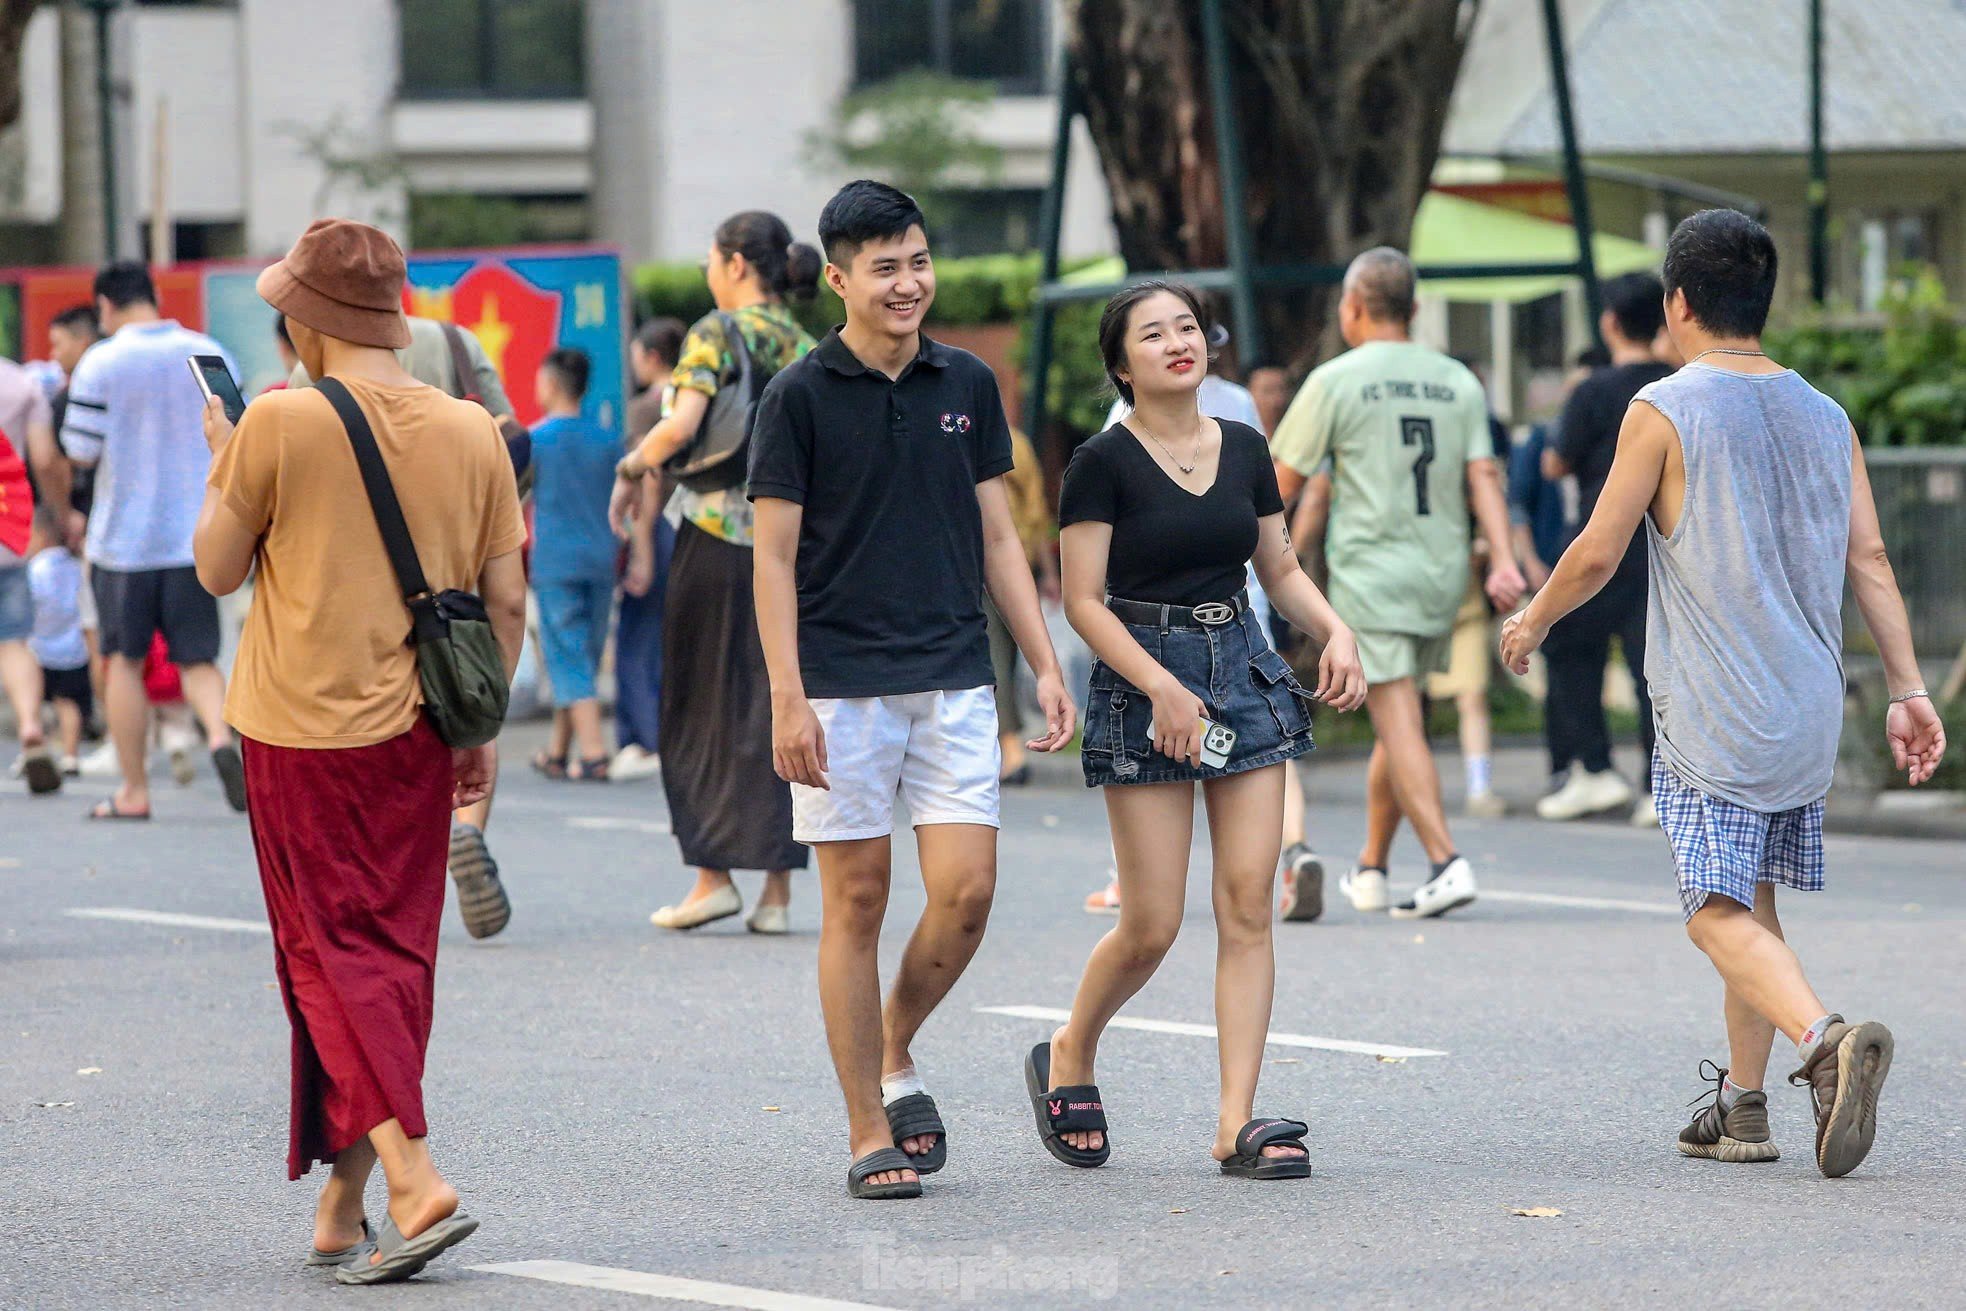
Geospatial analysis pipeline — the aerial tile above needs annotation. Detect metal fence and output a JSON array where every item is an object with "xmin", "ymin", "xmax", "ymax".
[{"xmin": 1856, "ymin": 447, "xmax": 1966, "ymax": 664}]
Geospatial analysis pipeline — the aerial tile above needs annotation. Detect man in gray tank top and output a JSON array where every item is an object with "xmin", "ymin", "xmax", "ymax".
[{"xmin": 1499, "ymin": 210, "xmax": 1946, "ymax": 1180}]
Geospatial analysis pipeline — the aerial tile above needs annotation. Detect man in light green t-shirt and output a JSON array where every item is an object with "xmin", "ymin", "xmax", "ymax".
[{"xmin": 1273, "ymin": 247, "xmax": 1524, "ymax": 921}]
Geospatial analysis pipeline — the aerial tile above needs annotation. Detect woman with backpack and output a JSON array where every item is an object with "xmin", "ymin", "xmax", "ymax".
[{"xmin": 611, "ymin": 211, "xmax": 819, "ymax": 934}]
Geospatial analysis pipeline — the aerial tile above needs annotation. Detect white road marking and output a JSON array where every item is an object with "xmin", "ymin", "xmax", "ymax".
[
  {"xmin": 1479, "ymin": 888, "xmax": 1680, "ymax": 916},
  {"xmin": 65, "ymin": 907, "xmax": 269, "ymax": 934},
  {"xmin": 976, "ymin": 1004, "xmax": 1446, "ymax": 1059},
  {"xmin": 472, "ymin": 1261, "xmax": 900, "ymax": 1310},
  {"xmin": 567, "ymin": 816, "xmax": 673, "ymax": 834}
]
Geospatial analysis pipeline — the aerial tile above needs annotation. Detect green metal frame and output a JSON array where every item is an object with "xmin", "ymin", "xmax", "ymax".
[{"xmin": 1024, "ymin": 0, "xmax": 1605, "ymax": 436}]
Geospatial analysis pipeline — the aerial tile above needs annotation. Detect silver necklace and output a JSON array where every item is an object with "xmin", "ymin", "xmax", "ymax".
[
  {"xmin": 1132, "ymin": 415, "xmax": 1205, "ymax": 475},
  {"xmin": 1688, "ymin": 347, "xmax": 1769, "ymax": 366}
]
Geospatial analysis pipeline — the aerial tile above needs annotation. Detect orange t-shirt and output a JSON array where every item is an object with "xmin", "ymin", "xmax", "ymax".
[{"xmin": 210, "ymin": 377, "xmax": 527, "ymax": 748}]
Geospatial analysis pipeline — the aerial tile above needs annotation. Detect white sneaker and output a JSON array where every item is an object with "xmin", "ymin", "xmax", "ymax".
[
  {"xmin": 1390, "ymin": 857, "xmax": 1479, "ymax": 920},
  {"xmin": 610, "ymin": 744, "xmax": 663, "ymax": 781},
  {"xmin": 77, "ymin": 741, "xmax": 122, "ymax": 778},
  {"xmin": 1339, "ymin": 866, "xmax": 1389, "ymax": 912},
  {"xmin": 1630, "ymin": 795, "xmax": 1659, "ymax": 828},
  {"xmin": 1465, "ymin": 790, "xmax": 1508, "ymax": 819},
  {"xmin": 1535, "ymin": 768, "xmax": 1634, "ymax": 820}
]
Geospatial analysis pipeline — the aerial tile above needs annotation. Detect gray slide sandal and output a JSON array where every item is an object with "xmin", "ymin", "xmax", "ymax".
[
  {"xmin": 304, "ymin": 1219, "xmax": 374, "ymax": 1267},
  {"xmin": 334, "ymin": 1212, "xmax": 479, "ymax": 1285}
]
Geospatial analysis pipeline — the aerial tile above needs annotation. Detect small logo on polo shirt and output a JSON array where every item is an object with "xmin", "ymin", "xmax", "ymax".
[{"xmin": 939, "ymin": 412, "xmax": 972, "ymax": 433}]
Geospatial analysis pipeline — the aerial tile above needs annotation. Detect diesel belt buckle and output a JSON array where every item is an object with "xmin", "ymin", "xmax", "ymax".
[{"xmin": 1191, "ymin": 601, "xmax": 1235, "ymax": 626}]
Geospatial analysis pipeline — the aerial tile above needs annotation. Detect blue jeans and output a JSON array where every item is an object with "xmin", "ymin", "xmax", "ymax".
[
  {"xmin": 613, "ymin": 518, "xmax": 674, "ymax": 750},
  {"xmin": 535, "ymin": 575, "xmax": 614, "ymax": 706}
]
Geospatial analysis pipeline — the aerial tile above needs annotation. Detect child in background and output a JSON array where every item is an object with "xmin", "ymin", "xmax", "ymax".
[
  {"xmin": 528, "ymin": 347, "xmax": 620, "ymax": 781},
  {"xmin": 26, "ymin": 506, "xmax": 90, "ymax": 773}
]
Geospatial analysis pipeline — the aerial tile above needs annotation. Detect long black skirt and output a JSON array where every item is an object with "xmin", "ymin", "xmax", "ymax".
[{"xmin": 658, "ymin": 521, "xmax": 808, "ymax": 872}]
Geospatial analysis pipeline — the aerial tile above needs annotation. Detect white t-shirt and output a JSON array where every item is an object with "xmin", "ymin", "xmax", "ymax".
[
  {"xmin": 60, "ymin": 320, "xmax": 236, "ymax": 571},
  {"xmin": 27, "ymin": 545, "xmax": 86, "ymax": 670}
]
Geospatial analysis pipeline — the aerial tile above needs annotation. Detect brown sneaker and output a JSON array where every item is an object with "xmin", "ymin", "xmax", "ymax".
[
  {"xmin": 1788, "ymin": 1016, "xmax": 1894, "ymax": 1179},
  {"xmin": 1677, "ymin": 1061, "xmax": 1779, "ymax": 1162}
]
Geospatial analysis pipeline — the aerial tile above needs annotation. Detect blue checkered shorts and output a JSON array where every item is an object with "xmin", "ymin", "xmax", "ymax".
[{"xmin": 1653, "ymin": 761, "xmax": 1825, "ymax": 921}]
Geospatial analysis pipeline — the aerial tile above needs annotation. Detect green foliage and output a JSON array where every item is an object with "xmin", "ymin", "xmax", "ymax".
[
  {"xmin": 1768, "ymin": 266, "xmax": 1966, "ymax": 446},
  {"xmin": 409, "ymin": 194, "xmax": 529, "ymax": 251},
  {"xmin": 805, "ymin": 72, "xmax": 1004, "ymax": 236}
]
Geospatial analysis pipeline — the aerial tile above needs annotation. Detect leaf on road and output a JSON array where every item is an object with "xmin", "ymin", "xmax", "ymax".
[
  {"xmin": 762, "ymin": 1106, "xmax": 782, "ymax": 1113},
  {"xmin": 1377, "ymin": 1055, "xmax": 1407, "ymax": 1064},
  {"xmin": 76, "ymin": 1067, "xmax": 102, "ymax": 1076},
  {"xmin": 1270, "ymin": 1057, "xmax": 1301, "ymax": 1065},
  {"xmin": 1411, "ymin": 934, "xmax": 1425, "ymax": 944},
  {"xmin": 34, "ymin": 1101, "xmax": 74, "ymax": 1109},
  {"xmin": 1168, "ymin": 1207, "xmax": 1188, "ymax": 1214},
  {"xmin": 1510, "ymin": 1207, "xmax": 1563, "ymax": 1218}
]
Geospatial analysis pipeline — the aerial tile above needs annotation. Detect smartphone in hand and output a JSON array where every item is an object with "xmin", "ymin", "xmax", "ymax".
[{"xmin": 187, "ymin": 354, "xmax": 247, "ymax": 425}]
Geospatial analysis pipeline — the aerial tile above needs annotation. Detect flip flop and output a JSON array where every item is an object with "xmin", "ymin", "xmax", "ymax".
[
  {"xmin": 86, "ymin": 798, "xmax": 150, "ymax": 821},
  {"xmin": 1024, "ymin": 1041, "xmax": 1110, "ymax": 1168},
  {"xmin": 211, "ymin": 744, "xmax": 248, "ymax": 813},
  {"xmin": 570, "ymin": 756, "xmax": 611, "ymax": 782},
  {"xmin": 1218, "ymin": 1117, "xmax": 1311, "ymax": 1180},
  {"xmin": 304, "ymin": 1219, "xmax": 374, "ymax": 1267},
  {"xmin": 847, "ymin": 1147, "xmax": 923, "ymax": 1200},
  {"xmin": 333, "ymin": 1212, "xmax": 479, "ymax": 1285},
  {"xmin": 530, "ymin": 751, "xmax": 569, "ymax": 780},
  {"xmin": 884, "ymin": 1091, "xmax": 948, "ymax": 1175},
  {"xmin": 21, "ymin": 746, "xmax": 62, "ymax": 796}
]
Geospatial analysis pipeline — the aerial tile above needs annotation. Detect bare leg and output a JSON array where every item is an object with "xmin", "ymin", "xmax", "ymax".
[
  {"xmin": 1364, "ymin": 678, "xmax": 1455, "ymax": 865},
  {"xmin": 1717, "ymin": 884, "xmax": 1793, "ymax": 1087},
  {"xmin": 1358, "ymin": 740, "xmax": 1403, "ymax": 869},
  {"xmin": 54, "ymin": 699, "xmax": 82, "ymax": 759},
  {"xmin": 313, "ymin": 1138, "xmax": 377, "ymax": 1253},
  {"xmin": 1280, "ymin": 757, "xmax": 1306, "ymax": 851},
  {"xmin": 1202, "ymin": 765, "xmax": 1303, "ymax": 1163},
  {"xmin": 1050, "ymin": 781, "xmax": 1194, "ymax": 1153},
  {"xmin": 454, "ymin": 743, "xmax": 496, "ymax": 833},
  {"xmin": 176, "ymin": 662, "xmax": 232, "ymax": 751},
  {"xmin": 104, "ymin": 654, "xmax": 150, "ymax": 814},
  {"xmin": 0, "ymin": 642, "xmax": 45, "ymax": 750},
  {"xmin": 758, "ymin": 868, "xmax": 793, "ymax": 909},
  {"xmin": 681, "ymin": 867, "xmax": 737, "ymax": 903},
  {"xmin": 547, "ymin": 707, "xmax": 572, "ymax": 761},
  {"xmin": 358, "ymin": 1119, "xmax": 459, "ymax": 1266},
  {"xmin": 999, "ymin": 731, "xmax": 1028, "ymax": 779},
  {"xmin": 569, "ymin": 699, "xmax": 607, "ymax": 763},
  {"xmin": 1686, "ymin": 890, "xmax": 1828, "ymax": 1047},
  {"xmin": 882, "ymin": 823, "xmax": 998, "ymax": 1159},
  {"xmin": 814, "ymin": 836, "xmax": 914, "ymax": 1189}
]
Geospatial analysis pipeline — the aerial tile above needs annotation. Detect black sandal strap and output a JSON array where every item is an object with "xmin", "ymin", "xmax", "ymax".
[
  {"xmin": 849, "ymin": 1147, "xmax": 919, "ymax": 1184},
  {"xmin": 1040, "ymin": 1084, "xmax": 1108, "ymax": 1135},
  {"xmin": 884, "ymin": 1092, "xmax": 946, "ymax": 1141},
  {"xmin": 1234, "ymin": 1117, "xmax": 1309, "ymax": 1157}
]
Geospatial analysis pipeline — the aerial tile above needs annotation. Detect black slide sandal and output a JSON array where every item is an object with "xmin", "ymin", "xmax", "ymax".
[
  {"xmin": 884, "ymin": 1091, "xmax": 948, "ymax": 1175},
  {"xmin": 211, "ymin": 743, "xmax": 249, "ymax": 813},
  {"xmin": 1024, "ymin": 1041, "xmax": 1111, "ymax": 1168},
  {"xmin": 1219, "ymin": 1117, "xmax": 1311, "ymax": 1180},
  {"xmin": 847, "ymin": 1147, "xmax": 924, "ymax": 1200}
]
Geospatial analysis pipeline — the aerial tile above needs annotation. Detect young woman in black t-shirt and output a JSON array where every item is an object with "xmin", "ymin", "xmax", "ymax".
[{"xmin": 1022, "ymin": 282, "xmax": 1365, "ymax": 1181}]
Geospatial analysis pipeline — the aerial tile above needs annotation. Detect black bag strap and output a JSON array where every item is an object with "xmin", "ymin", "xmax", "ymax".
[
  {"xmin": 318, "ymin": 377, "xmax": 432, "ymax": 604},
  {"xmin": 716, "ymin": 311, "xmax": 754, "ymax": 397}
]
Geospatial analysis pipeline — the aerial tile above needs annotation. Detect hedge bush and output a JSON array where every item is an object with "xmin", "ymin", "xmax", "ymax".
[{"xmin": 1767, "ymin": 267, "xmax": 1966, "ymax": 446}]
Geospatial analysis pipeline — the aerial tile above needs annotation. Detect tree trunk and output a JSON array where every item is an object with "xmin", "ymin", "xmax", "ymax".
[
  {"xmin": 1067, "ymin": 0, "xmax": 1473, "ymax": 373},
  {"xmin": 0, "ymin": 0, "xmax": 38, "ymax": 134}
]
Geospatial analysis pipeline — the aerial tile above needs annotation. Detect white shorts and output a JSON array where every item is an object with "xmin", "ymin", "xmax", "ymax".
[{"xmin": 792, "ymin": 686, "xmax": 1001, "ymax": 844}]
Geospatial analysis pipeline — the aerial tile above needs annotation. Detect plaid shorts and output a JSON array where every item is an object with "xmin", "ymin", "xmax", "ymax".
[{"xmin": 1653, "ymin": 760, "xmax": 1826, "ymax": 921}]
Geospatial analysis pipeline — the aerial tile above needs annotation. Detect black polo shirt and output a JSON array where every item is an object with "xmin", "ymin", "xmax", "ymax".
[{"xmin": 748, "ymin": 327, "xmax": 1014, "ymax": 699}]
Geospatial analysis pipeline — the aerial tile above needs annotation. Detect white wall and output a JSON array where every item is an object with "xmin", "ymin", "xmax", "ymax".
[
  {"xmin": 238, "ymin": 0, "xmax": 401, "ymax": 253},
  {"xmin": 0, "ymin": 9, "xmax": 63, "ymax": 223},
  {"xmin": 130, "ymin": 8, "xmax": 243, "ymax": 224}
]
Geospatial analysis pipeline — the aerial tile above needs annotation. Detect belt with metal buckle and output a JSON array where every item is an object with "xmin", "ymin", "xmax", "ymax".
[{"xmin": 1106, "ymin": 591, "xmax": 1248, "ymax": 629}]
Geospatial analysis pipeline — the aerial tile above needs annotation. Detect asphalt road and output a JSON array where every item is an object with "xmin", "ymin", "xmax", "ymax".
[{"xmin": 4, "ymin": 727, "xmax": 1963, "ymax": 1309}]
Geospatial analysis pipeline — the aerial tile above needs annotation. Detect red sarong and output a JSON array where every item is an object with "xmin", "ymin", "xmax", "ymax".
[{"xmin": 243, "ymin": 718, "xmax": 453, "ymax": 1180}]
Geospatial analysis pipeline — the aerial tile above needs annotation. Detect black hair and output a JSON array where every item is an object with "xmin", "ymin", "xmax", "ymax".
[
  {"xmin": 634, "ymin": 316, "xmax": 686, "ymax": 369},
  {"xmin": 1097, "ymin": 280, "xmax": 1212, "ymax": 409},
  {"xmin": 542, "ymin": 347, "xmax": 591, "ymax": 402},
  {"xmin": 1572, "ymin": 344, "xmax": 1611, "ymax": 369},
  {"xmin": 273, "ymin": 315, "xmax": 293, "ymax": 349},
  {"xmin": 1602, "ymin": 271, "xmax": 1665, "ymax": 344},
  {"xmin": 714, "ymin": 211, "xmax": 821, "ymax": 304},
  {"xmin": 50, "ymin": 304, "xmax": 99, "ymax": 337},
  {"xmin": 93, "ymin": 260, "xmax": 156, "ymax": 310},
  {"xmin": 817, "ymin": 180, "xmax": 928, "ymax": 268},
  {"xmin": 1662, "ymin": 209, "xmax": 1778, "ymax": 339}
]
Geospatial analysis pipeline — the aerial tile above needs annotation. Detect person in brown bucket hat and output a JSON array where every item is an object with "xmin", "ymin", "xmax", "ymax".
[{"xmin": 193, "ymin": 218, "xmax": 529, "ymax": 1284}]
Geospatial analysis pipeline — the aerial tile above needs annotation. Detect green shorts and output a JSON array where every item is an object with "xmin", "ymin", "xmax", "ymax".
[{"xmin": 1354, "ymin": 628, "xmax": 1453, "ymax": 687}]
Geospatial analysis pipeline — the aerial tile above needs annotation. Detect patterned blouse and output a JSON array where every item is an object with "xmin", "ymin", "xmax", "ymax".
[{"xmin": 667, "ymin": 302, "xmax": 815, "ymax": 546}]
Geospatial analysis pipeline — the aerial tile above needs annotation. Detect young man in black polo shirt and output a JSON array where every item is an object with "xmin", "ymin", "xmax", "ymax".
[{"xmin": 750, "ymin": 181, "xmax": 1077, "ymax": 1200}]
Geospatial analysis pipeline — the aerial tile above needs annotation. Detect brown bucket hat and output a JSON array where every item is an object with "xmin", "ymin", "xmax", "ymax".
[{"xmin": 256, "ymin": 218, "xmax": 412, "ymax": 350}]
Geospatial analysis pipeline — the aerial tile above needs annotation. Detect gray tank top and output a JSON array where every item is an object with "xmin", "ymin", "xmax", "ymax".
[{"xmin": 1636, "ymin": 364, "xmax": 1852, "ymax": 812}]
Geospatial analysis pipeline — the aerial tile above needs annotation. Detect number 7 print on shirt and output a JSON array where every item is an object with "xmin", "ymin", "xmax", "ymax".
[{"xmin": 1401, "ymin": 415, "xmax": 1436, "ymax": 516}]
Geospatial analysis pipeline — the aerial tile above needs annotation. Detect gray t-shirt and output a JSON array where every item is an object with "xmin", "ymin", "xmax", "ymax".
[
  {"xmin": 290, "ymin": 316, "xmax": 512, "ymax": 415},
  {"xmin": 1637, "ymin": 364, "xmax": 1853, "ymax": 812}
]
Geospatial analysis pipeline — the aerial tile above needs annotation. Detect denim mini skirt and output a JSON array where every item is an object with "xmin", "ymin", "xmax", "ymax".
[{"xmin": 1081, "ymin": 595, "xmax": 1317, "ymax": 788}]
